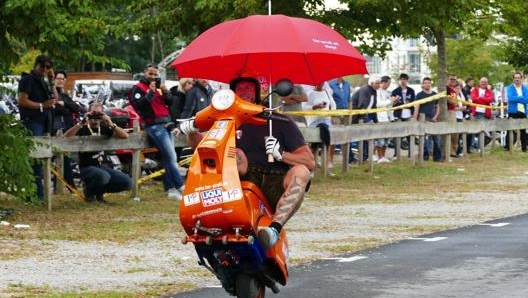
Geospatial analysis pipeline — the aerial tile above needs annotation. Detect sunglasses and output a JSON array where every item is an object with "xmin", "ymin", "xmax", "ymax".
[{"xmin": 41, "ymin": 64, "xmax": 52, "ymax": 69}]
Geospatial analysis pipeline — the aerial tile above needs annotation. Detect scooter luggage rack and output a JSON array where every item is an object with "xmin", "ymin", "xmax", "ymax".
[{"xmin": 182, "ymin": 221, "xmax": 256, "ymax": 245}]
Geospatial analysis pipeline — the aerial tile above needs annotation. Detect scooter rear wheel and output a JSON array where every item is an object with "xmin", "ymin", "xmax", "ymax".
[{"xmin": 235, "ymin": 273, "xmax": 265, "ymax": 298}]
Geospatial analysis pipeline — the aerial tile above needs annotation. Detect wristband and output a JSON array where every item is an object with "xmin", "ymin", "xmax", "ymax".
[{"xmin": 39, "ymin": 103, "xmax": 43, "ymax": 112}]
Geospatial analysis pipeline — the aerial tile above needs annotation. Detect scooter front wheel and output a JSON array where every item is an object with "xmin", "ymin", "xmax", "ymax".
[{"xmin": 235, "ymin": 273, "xmax": 265, "ymax": 298}]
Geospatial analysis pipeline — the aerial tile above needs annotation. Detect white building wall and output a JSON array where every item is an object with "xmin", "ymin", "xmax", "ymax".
[{"xmin": 365, "ymin": 37, "xmax": 435, "ymax": 90}]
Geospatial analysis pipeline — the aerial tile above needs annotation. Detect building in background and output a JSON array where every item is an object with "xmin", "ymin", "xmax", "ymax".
[{"xmin": 365, "ymin": 37, "xmax": 434, "ymax": 90}]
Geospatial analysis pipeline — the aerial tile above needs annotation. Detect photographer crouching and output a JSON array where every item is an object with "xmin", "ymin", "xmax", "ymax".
[{"xmin": 64, "ymin": 102, "xmax": 132, "ymax": 203}]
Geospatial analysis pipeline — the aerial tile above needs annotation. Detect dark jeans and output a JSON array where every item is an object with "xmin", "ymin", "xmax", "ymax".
[
  {"xmin": 80, "ymin": 165, "xmax": 132, "ymax": 197},
  {"xmin": 24, "ymin": 119, "xmax": 45, "ymax": 201},
  {"xmin": 424, "ymin": 135, "xmax": 442, "ymax": 161},
  {"xmin": 505, "ymin": 112, "xmax": 527, "ymax": 151}
]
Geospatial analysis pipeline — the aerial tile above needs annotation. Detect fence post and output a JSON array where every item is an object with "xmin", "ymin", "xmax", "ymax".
[
  {"xmin": 44, "ymin": 157, "xmax": 52, "ymax": 211},
  {"xmin": 417, "ymin": 114, "xmax": 425, "ymax": 165},
  {"xmin": 367, "ymin": 139, "xmax": 374, "ymax": 172},
  {"xmin": 321, "ymin": 144, "xmax": 328, "ymax": 177},
  {"xmin": 342, "ymin": 142, "xmax": 350, "ymax": 173},
  {"xmin": 478, "ymin": 132, "xmax": 485, "ymax": 158},
  {"xmin": 131, "ymin": 120, "xmax": 141, "ymax": 199}
]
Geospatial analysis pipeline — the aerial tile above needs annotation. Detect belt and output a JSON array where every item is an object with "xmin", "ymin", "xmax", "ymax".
[
  {"xmin": 249, "ymin": 166, "xmax": 287, "ymax": 175},
  {"xmin": 143, "ymin": 117, "xmax": 172, "ymax": 128}
]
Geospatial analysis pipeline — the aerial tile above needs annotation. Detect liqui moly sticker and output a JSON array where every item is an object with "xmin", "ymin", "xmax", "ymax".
[{"xmin": 201, "ymin": 188, "xmax": 224, "ymax": 207}]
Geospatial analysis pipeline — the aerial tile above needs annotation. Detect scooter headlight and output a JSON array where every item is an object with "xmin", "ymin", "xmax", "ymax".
[{"xmin": 211, "ymin": 89, "xmax": 235, "ymax": 111}]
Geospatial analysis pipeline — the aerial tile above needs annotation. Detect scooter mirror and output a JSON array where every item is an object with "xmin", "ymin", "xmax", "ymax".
[{"xmin": 274, "ymin": 79, "xmax": 294, "ymax": 97}]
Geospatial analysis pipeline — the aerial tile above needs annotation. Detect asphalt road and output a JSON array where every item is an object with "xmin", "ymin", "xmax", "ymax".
[{"xmin": 166, "ymin": 213, "xmax": 528, "ymax": 298}]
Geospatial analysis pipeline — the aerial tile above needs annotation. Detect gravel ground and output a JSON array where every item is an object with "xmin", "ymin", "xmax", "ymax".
[{"xmin": 2, "ymin": 175, "xmax": 528, "ymax": 297}]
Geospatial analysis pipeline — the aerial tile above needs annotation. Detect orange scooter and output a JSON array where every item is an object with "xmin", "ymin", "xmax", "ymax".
[{"xmin": 180, "ymin": 79, "xmax": 294, "ymax": 298}]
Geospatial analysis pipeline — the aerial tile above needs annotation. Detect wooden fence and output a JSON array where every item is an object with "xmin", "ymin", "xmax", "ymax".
[{"xmin": 31, "ymin": 117, "xmax": 528, "ymax": 210}]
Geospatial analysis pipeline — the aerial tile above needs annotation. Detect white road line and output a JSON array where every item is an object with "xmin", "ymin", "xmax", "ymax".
[
  {"xmin": 477, "ymin": 222, "xmax": 510, "ymax": 227},
  {"xmin": 323, "ymin": 256, "xmax": 368, "ymax": 262},
  {"xmin": 407, "ymin": 237, "xmax": 447, "ymax": 242}
]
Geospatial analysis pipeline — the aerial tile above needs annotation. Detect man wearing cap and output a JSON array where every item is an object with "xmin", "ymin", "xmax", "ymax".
[{"xmin": 17, "ymin": 55, "xmax": 59, "ymax": 202}]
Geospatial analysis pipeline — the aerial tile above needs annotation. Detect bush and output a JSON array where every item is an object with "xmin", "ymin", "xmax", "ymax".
[{"xmin": 0, "ymin": 115, "xmax": 36, "ymax": 199}]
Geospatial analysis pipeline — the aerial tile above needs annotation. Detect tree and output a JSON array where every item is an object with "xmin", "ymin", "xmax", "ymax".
[
  {"xmin": 427, "ymin": 37, "xmax": 514, "ymax": 86},
  {"xmin": 496, "ymin": 2, "xmax": 528, "ymax": 72},
  {"xmin": 321, "ymin": 0, "xmax": 498, "ymax": 120},
  {"xmin": 1, "ymin": 0, "xmax": 131, "ymax": 73}
]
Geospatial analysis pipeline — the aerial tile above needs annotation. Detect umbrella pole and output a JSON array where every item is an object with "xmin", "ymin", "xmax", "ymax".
[{"xmin": 267, "ymin": 77, "xmax": 274, "ymax": 163}]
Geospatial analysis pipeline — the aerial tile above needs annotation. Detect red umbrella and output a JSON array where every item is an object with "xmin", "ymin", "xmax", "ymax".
[{"xmin": 172, "ymin": 14, "xmax": 368, "ymax": 85}]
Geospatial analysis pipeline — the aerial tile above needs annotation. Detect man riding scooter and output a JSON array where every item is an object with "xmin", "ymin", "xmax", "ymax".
[{"xmin": 179, "ymin": 76, "xmax": 315, "ymax": 249}]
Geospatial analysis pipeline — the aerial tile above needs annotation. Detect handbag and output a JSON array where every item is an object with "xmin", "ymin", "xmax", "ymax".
[{"xmin": 52, "ymin": 115, "xmax": 65, "ymax": 134}]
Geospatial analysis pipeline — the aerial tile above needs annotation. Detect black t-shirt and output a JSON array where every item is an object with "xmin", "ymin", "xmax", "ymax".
[
  {"xmin": 76, "ymin": 125, "xmax": 114, "ymax": 168},
  {"xmin": 17, "ymin": 71, "xmax": 52, "ymax": 123},
  {"xmin": 236, "ymin": 116, "xmax": 306, "ymax": 173},
  {"xmin": 416, "ymin": 91, "xmax": 438, "ymax": 119}
]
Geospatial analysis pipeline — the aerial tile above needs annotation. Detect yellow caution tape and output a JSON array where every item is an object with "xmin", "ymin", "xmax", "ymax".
[
  {"xmin": 50, "ymin": 166, "xmax": 85, "ymax": 200},
  {"xmin": 137, "ymin": 156, "xmax": 192, "ymax": 184},
  {"xmin": 286, "ymin": 91, "xmax": 505, "ymax": 117}
]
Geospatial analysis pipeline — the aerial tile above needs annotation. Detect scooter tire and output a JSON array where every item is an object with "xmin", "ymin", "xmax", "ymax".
[{"xmin": 235, "ymin": 273, "xmax": 265, "ymax": 298}]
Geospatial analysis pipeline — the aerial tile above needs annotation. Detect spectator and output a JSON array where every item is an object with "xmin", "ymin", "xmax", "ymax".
[
  {"xmin": 455, "ymin": 79, "xmax": 467, "ymax": 155},
  {"xmin": 64, "ymin": 102, "xmax": 131, "ymax": 203},
  {"xmin": 414, "ymin": 77, "xmax": 441, "ymax": 162},
  {"xmin": 446, "ymin": 74, "xmax": 461, "ymax": 158},
  {"xmin": 462, "ymin": 77, "xmax": 475, "ymax": 98},
  {"xmin": 129, "ymin": 64, "xmax": 185, "ymax": 199},
  {"xmin": 328, "ymin": 77, "xmax": 351, "ymax": 118},
  {"xmin": 351, "ymin": 75, "xmax": 381, "ymax": 161},
  {"xmin": 303, "ymin": 82, "xmax": 337, "ymax": 172},
  {"xmin": 169, "ymin": 78, "xmax": 194, "ymax": 121},
  {"xmin": 462, "ymin": 77, "xmax": 477, "ymax": 153},
  {"xmin": 329, "ymin": 77, "xmax": 356, "ymax": 162},
  {"xmin": 391, "ymin": 73, "xmax": 416, "ymax": 158},
  {"xmin": 52, "ymin": 70, "xmax": 80, "ymax": 191},
  {"xmin": 470, "ymin": 77, "xmax": 494, "ymax": 120},
  {"xmin": 374, "ymin": 75, "xmax": 394, "ymax": 163},
  {"xmin": 391, "ymin": 73, "xmax": 416, "ymax": 122},
  {"xmin": 504, "ymin": 72, "xmax": 528, "ymax": 152},
  {"xmin": 281, "ymin": 84, "xmax": 308, "ymax": 125},
  {"xmin": 467, "ymin": 77, "xmax": 494, "ymax": 152},
  {"xmin": 180, "ymin": 79, "xmax": 213, "ymax": 119},
  {"xmin": 17, "ymin": 55, "xmax": 59, "ymax": 202}
]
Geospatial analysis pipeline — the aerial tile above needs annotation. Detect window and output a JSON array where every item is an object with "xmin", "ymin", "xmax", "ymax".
[
  {"xmin": 408, "ymin": 38, "xmax": 419, "ymax": 47},
  {"xmin": 366, "ymin": 56, "xmax": 382, "ymax": 74},
  {"xmin": 408, "ymin": 53, "xmax": 421, "ymax": 73}
]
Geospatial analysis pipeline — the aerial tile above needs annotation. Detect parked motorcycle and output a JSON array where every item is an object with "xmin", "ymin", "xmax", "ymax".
[{"xmin": 180, "ymin": 79, "xmax": 294, "ymax": 298}]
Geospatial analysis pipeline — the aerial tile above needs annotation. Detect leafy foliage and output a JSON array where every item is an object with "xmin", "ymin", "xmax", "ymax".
[
  {"xmin": 0, "ymin": 115, "xmax": 36, "ymax": 199},
  {"xmin": 427, "ymin": 37, "xmax": 515, "ymax": 86}
]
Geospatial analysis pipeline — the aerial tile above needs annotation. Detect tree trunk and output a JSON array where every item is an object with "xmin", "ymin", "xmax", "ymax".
[
  {"xmin": 436, "ymin": 28, "xmax": 447, "ymax": 122},
  {"xmin": 435, "ymin": 28, "xmax": 449, "ymax": 161}
]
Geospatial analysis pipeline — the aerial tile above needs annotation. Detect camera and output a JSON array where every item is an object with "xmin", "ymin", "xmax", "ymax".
[
  {"xmin": 155, "ymin": 77, "xmax": 162, "ymax": 88},
  {"xmin": 90, "ymin": 112, "xmax": 104, "ymax": 120}
]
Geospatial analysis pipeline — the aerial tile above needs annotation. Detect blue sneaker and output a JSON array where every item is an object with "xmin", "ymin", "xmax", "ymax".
[{"xmin": 258, "ymin": 227, "xmax": 279, "ymax": 249}]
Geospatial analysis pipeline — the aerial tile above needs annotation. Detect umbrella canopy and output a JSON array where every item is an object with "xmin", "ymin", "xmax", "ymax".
[{"xmin": 172, "ymin": 14, "xmax": 368, "ymax": 85}]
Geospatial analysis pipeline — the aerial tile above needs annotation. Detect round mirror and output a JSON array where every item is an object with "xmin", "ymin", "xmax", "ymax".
[
  {"xmin": 274, "ymin": 79, "xmax": 294, "ymax": 97},
  {"xmin": 211, "ymin": 89, "xmax": 236, "ymax": 111}
]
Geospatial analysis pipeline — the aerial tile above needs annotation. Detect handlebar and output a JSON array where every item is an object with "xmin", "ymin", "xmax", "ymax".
[{"xmin": 256, "ymin": 110, "xmax": 291, "ymax": 122}]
